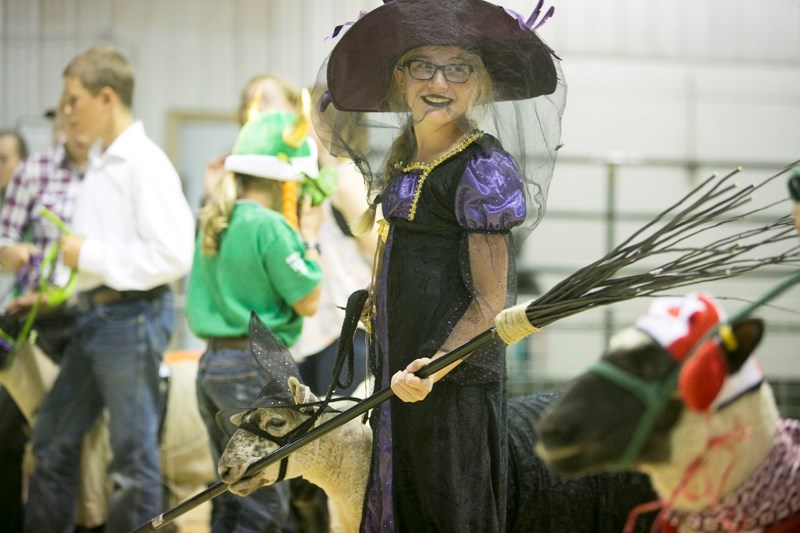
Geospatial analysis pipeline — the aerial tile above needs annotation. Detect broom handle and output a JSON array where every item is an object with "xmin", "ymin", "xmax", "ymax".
[{"xmin": 130, "ymin": 329, "xmax": 496, "ymax": 532}]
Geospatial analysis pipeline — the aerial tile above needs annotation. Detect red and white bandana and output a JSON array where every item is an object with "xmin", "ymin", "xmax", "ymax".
[
  {"xmin": 636, "ymin": 293, "xmax": 725, "ymax": 362},
  {"xmin": 636, "ymin": 293, "xmax": 764, "ymax": 412},
  {"xmin": 664, "ymin": 419, "xmax": 800, "ymax": 532}
]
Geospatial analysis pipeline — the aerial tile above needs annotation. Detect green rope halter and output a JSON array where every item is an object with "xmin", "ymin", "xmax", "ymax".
[
  {"xmin": 0, "ymin": 207, "xmax": 78, "ymax": 368},
  {"xmin": 589, "ymin": 270, "xmax": 800, "ymax": 471}
]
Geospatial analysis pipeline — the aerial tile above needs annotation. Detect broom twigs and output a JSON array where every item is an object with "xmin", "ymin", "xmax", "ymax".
[
  {"xmin": 538, "ymin": 171, "xmax": 757, "ymax": 302},
  {"xmin": 643, "ymin": 219, "xmax": 797, "ymax": 274},
  {"xmin": 524, "ymin": 164, "xmax": 800, "ymax": 330},
  {"xmin": 620, "ymin": 182, "xmax": 756, "ymax": 254},
  {"xmin": 601, "ymin": 228, "xmax": 798, "ymax": 291},
  {"xmin": 612, "ymin": 168, "xmax": 744, "ymax": 253}
]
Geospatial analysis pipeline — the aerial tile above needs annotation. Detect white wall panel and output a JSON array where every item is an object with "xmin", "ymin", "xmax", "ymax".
[
  {"xmin": 1, "ymin": 0, "xmax": 799, "ymax": 375},
  {"xmin": 3, "ymin": 0, "xmax": 799, "ymax": 140}
]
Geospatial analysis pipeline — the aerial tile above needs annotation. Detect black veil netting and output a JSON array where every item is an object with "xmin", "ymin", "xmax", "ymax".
[{"xmin": 310, "ymin": 1, "xmax": 567, "ymax": 243}]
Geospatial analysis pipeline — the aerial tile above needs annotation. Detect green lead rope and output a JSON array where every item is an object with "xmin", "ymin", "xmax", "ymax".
[
  {"xmin": 0, "ymin": 207, "xmax": 78, "ymax": 367},
  {"xmin": 593, "ymin": 269, "xmax": 800, "ymax": 471}
]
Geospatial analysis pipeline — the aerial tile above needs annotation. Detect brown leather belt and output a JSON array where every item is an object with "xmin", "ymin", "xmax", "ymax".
[
  {"xmin": 207, "ymin": 337, "xmax": 250, "ymax": 351},
  {"xmin": 77, "ymin": 285, "xmax": 170, "ymax": 311}
]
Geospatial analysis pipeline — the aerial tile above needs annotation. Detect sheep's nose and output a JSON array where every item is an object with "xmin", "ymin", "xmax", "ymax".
[{"xmin": 218, "ymin": 462, "xmax": 241, "ymax": 484}]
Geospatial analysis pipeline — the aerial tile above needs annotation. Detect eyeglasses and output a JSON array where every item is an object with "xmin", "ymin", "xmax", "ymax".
[{"xmin": 401, "ymin": 60, "xmax": 475, "ymax": 84}]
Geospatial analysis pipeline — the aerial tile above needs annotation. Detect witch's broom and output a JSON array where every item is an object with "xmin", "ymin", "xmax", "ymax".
[{"xmin": 132, "ymin": 163, "xmax": 800, "ymax": 532}]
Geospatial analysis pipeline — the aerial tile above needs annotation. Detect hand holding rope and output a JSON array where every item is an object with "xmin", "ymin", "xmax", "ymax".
[{"xmin": 0, "ymin": 207, "xmax": 77, "ymax": 367}]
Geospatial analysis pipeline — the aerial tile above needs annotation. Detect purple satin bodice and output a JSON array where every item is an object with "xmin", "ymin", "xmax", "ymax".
[{"xmin": 382, "ymin": 145, "xmax": 525, "ymax": 231}]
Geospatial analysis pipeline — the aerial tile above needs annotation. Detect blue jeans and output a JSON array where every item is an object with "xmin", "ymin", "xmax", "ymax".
[
  {"xmin": 297, "ymin": 328, "xmax": 368, "ymax": 397},
  {"xmin": 25, "ymin": 292, "xmax": 175, "ymax": 533},
  {"xmin": 196, "ymin": 346, "xmax": 290, "ymax": 533}
]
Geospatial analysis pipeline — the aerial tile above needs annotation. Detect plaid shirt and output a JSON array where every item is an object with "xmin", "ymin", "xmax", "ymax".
[{"xmin": 0, "ymin": 143, "xmax": 83, "ymax": 288}]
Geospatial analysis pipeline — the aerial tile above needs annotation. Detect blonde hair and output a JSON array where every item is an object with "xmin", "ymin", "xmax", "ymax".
[
  {"xmin": 237, "ymin": 73, "xmax": 300, "ymax": 126},
  {"xmin": 199, "ymin": 173, "xmax": 286, "ymax": 255},
  {"xmin": 199, "ymin": 172, "xmax": 239, "ymax": 255},
  {"xmin": 63, "ymin": 46, "xmax": 135, "ymax": 109}
]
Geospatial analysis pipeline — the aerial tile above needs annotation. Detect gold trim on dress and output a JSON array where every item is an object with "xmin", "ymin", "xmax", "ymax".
[{"xmin": 403, "ymin": 130, "xmax": 484, "ymax": 221}]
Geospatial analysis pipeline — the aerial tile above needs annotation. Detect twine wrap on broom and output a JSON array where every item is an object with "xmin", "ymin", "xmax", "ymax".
[
  {"xmin": 132, "ymin": 163, "xmax": 800, "ymax": 533},
  {"xmin": 496, "ymin": 303, "xmax": 541, "ymax": 345}
]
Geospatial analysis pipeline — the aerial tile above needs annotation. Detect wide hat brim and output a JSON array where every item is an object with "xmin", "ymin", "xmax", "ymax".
[
  {"xmin": 224, "ymin": 151, "xmax": 318, "ymax": 182},
  {"xmin": 327, "ymin": 0, "xmax": 558, "ymax": 112}
]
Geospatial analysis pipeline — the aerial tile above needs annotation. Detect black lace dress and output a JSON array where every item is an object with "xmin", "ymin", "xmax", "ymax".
[{"xmin": 361, "ymin": 132, "xmax": 524, "ymax": 532}]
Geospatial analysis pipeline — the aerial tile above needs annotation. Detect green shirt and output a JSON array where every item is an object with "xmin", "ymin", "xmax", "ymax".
[{"xmin": 186, "ymin": 200, "xmax": 321, "ymax": 347}]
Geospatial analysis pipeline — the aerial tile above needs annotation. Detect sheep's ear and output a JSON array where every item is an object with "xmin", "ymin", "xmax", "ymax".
[
  {"xmin": 723, "ymin": 318, "xmax": 764, "ymax": 374},
  {"xmin": 229, "ymin": 411, "xmax": 245, "ymax": 427},
  {"xmin": 289, "ymin": 376, "xmax": 317, "ymax": 408}
]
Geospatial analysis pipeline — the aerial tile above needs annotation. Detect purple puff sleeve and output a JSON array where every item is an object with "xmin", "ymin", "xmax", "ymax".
[{"xmin": 455, "ymin": 148, "xmax": 526, "ymax": 231}]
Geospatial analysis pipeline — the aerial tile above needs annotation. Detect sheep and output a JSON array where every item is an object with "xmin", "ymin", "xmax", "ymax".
[
  {"xmin": 217, "ymin": 315, "xmax": 660, "ymax": 532},
  {"xmin": 219, "ymin": 376, "xmax": 371, "ymax": 533},
  {"xmin": 536, "ymin": 293, "xmax": 800, "ymax": 532}
]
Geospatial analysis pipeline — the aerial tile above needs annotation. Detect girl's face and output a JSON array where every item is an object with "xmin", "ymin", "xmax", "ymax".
[{"xmin": 394, "ymin": 46, "xmax": 481, "ymax": 128}]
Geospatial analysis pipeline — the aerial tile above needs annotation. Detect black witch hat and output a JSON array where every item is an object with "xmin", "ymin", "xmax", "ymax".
[
  {"xmin": 327, "ymin": 0, "xmax": 559, "ymax": 112},
  {"xmin": 248, "ymin": 311, "xmax": 306, "ymax": 408}
]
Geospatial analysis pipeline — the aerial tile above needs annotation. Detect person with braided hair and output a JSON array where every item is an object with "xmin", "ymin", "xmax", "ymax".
[
  {"xmin": 312, "ymin": 0, "xmax": 566, "ymax": 530},
  {"xmin": 186, "ymin": 109, "xmax": 324, "ymax": 533}
]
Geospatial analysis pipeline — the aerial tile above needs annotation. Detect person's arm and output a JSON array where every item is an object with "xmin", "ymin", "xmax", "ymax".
[
  {"xmin": 202, "ymin": 153, "xmax": 228, "ymax": 207},
  {"xmin": 331, "ymin": 162, "xmax": 378, "ymax": 258},
  {"xmin": 291, "ymin": 244, "xmax": 322, "ymax": 316},
  {"xmin": 290, "ymin": 194, "xmax": 324, "ymax": 316},
  {"xmin": 0, "ymin": 160, "xmax": 40, "ymax": 272}
]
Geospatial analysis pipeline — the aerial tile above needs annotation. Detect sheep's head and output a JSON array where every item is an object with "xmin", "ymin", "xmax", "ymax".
[
  {"xmin": 537, "ymin": 293, "xmax": 765, "ymax": 477},
  {"xmin": 219, "ymin": 376, "xmax": 319, "ymax": 496},
  {"xmin": 216, "ymin": 312, "xmax": 316, "ymax": 495}
]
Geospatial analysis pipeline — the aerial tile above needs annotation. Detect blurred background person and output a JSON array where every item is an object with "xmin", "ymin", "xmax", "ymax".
[
  {"xmin": 203, "ymin": 72, "xmax": 376, "ymax": 532},
  {"xmin": 202, "ymin": 73, "xmax": 299, "ymax": 208},
  {"xmin": 0, "ymin": 99, "xmax": 111, "ymax": 532},
  {"xmin": 291, "ymin": 122, "xmax": 375, "ymax": 400},
  {"xmin": 0, "ymin": 127, "xmax": 29, "ymax": 532},
  {"xmin": 187, "ymin": 108, "xmax": 324, "ymax": 533},
  {"xmin": 24, "ymin": 45, "xmax": 195, "ymax": 533},
  {"xmin": 0, "ymin": 130, "xmax": 28, "ymax": 198}
]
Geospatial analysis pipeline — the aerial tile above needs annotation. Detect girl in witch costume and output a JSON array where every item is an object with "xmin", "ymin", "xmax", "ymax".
[
  {"xmin": 312, "ymin": 0, "xmax": 566, "ymax": 530},
  {"xmin": 185, "ymin": 109, "xmax": 324, "ymax": 532}
]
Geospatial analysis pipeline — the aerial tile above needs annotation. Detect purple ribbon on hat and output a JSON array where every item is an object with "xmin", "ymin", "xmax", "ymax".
[
  {"xmin": 503, "ymin": 0, "xmax": 555, "ymax": 32},
  {"xmin": 325, "ymin": 9, "xmax": 371, "ymax": 40},
  {"xmin": 318, "ymin": 90, "xmax": 332, "ymax": 112}
]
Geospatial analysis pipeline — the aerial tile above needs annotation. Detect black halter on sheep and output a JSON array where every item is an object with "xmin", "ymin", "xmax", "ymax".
[
  {"xmin": 215, "ymin": 314, "xmax": 660, "ymax": 532},
  {"xmin": 536, "ymin": 290, "xmax": 800, "ymax": 533}
]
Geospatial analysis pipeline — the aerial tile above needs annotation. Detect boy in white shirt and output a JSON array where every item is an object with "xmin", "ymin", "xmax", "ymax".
[{"xmin": 24, "ymin": 46, "xmax": 195, "ymax": 533}]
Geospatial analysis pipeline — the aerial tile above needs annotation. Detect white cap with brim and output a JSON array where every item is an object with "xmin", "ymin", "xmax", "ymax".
[{"xmin": 224, "ymin": 137, "xmax": 319, "ymax": 182}]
